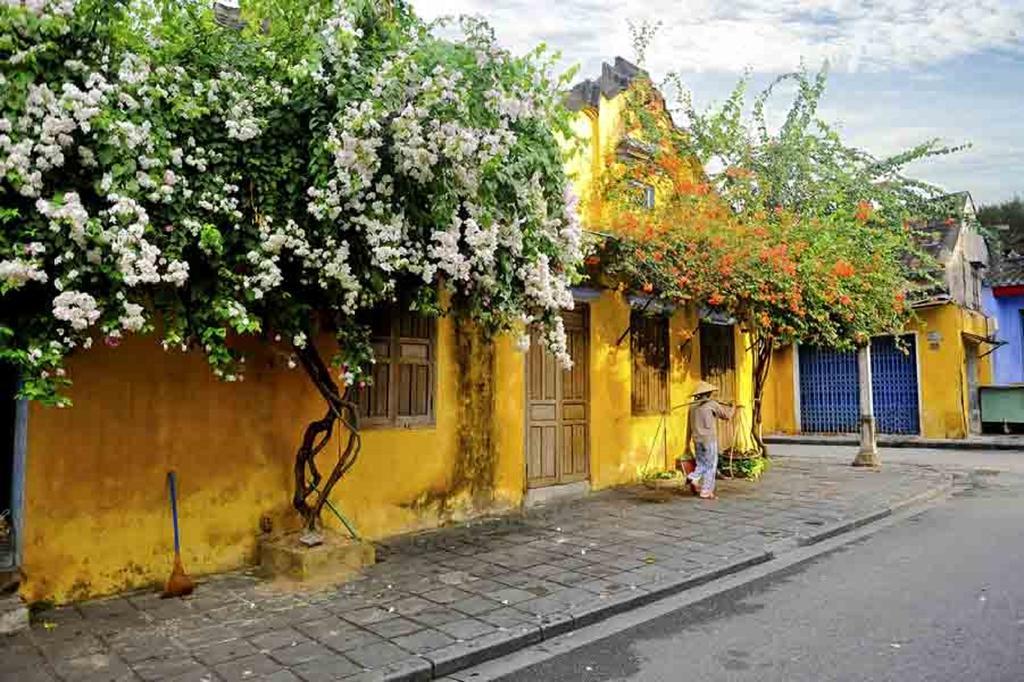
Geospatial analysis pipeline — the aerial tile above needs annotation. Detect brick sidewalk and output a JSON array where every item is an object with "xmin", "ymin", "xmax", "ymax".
[{"xmin": 1, "ymin": 458, "xmax": 948, "ymax": 682}]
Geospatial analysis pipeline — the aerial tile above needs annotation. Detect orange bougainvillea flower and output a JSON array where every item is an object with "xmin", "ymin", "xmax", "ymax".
[
  {"xmin": 855, "ymin": 201, "xmax": 873, "ymax": 223},
  {"xmin": 894, "ymin": 291, "xmax": 906, "ymax": 312},
  {"xmin": 659, "ymin": 155, "xmax": 682, "ymax": 175},
  {"xmin": 831, "ymin": 259, "xmax": 855, "ymax": 278},
  {"xmin": 642, "ymin": 282, "xmax": 654, "ymax": 293},
  {"xmin": 709, "ymin": 293, "xmax": 724, "ymax": 306},
  {"xmin": 585, "ymin": 256, "xmax": 600, "ymax": 266},
  {"xmin": 839, "ymin": 295, "xmax": 852, "ymax": 306}
]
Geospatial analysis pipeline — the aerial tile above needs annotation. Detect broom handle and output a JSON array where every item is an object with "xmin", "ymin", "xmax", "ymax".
[{"xmin": 168, "ymin": 471, "xmax": 181, "ymax": 555}]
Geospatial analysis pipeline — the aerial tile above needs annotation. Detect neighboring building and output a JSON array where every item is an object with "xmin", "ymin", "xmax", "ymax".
[
  {"xmin": 981, "ymin": 228, "xmax": 1024, "ymax": 384},
  {"xmin": 762, "ymin": 192, "xmax": 996, "ymax": 439},
  {"xmin": 2, "ymin": 58, "xmax": 755, "ymax": 604}
]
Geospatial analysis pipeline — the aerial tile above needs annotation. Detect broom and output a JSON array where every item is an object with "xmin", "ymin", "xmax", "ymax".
[{"xmin": 162, "ymin": 471, "xmax": 195, "ymax": 598}]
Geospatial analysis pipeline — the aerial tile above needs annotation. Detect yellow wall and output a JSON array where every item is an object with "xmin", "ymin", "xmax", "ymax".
[
  {"xmin": 912, "ymin": 304, "xmax": 992, "ymax": 439},
  {"xmin": 585, "ymin": 290, "xmax": 754, "ymax": 488},
  {"xmin": 587, "ymin": 291, "xmax": 688, "ymax": 487},
  {"xmin": 22, "ymin": 291, "xmax": 757, "ymax": 604},
  {"xmin": 21, "ymin": 316, "xmax": 527, "ymax": 604},
  {"xmin": 762, "ymin": 345, "xmax": 797, "ymax": 436},
  {"xmin": 762, "ymin": 303, "xmax": 993, "ymax": 440}
]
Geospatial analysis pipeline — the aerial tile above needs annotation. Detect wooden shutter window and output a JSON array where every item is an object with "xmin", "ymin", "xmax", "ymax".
[
  {"xmin": 396, "ymin": 311, "xmax": 432, "ymax": 419},
  {"xmin": 631, "ymin": 311, "xmax": 669, "ymax": 415},
  {"xmin": 358, "ymin": 309, "xmax": 435, "ymax": 427}
]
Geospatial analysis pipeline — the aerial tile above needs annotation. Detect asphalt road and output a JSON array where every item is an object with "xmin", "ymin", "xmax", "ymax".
[{"xmin": 498, "ymin": 467, "xmax": 1024, "ymax": 682}]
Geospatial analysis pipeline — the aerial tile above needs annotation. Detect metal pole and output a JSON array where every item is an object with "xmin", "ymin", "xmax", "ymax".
[
  {"xmin": 852, "ymin": 344, "xmax": 880, "ymax": 467},
  {"xmin": 311, "ymin": 484, "xmax": 360, "ymax": 540}
]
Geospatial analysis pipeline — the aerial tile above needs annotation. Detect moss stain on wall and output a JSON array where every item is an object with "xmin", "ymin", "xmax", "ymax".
[{"xmin": 403, "ymin": 319, "xmax": 497, "ymax": 521}]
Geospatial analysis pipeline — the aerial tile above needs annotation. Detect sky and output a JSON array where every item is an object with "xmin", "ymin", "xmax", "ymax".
[{"xmin": 413, "ymin": 0, "xmax": 1024, "ymax": 206}]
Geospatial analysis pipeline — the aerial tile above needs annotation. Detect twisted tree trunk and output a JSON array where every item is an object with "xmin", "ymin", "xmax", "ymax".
[
  {"xmin": 291, "ymin": 341, "xmax": 361, "ymax": 533},
  {"xmin": 750, "ymin": 333, "xmax": 774, "ymax": 458}
]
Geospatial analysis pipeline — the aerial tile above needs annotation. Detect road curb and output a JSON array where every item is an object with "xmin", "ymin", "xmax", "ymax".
[
  {"xmin": 383, "ymin": 478, "xmax": 954, "ymax": 681},
  {"xmin": 796, "ymin": 508, "xmax": 893, "ymax": 547},
  {"xmin": 794, "ymin": 479, "xmax": 952, "ymax": 547},
  {"xmin": 444, "ymin": 481, "xmax": 955, "ymax": 682},
  {"xmin": 888, "ymin": 480, "xmax": 954, "ymax": 513}
]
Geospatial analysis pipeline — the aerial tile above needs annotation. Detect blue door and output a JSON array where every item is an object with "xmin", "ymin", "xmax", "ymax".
[
  {"xmin": 798, "ymin": 345, "xmax": 860, "ymax": 433},
  {"xmin": 798, "ymin": 336, "xmax": 920, "ymax": 435},
  {"xmin": 871, "ymin": 335, "xmax": 920, "ymax": 435}
]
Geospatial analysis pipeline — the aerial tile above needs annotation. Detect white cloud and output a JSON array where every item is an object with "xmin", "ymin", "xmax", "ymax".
[
  {"xmin": 413, "ymin": 0, "xmax": 1024, "ymax": 202},
  {"xmin": 415, "ymin": 0, "xmax": 1024, "ymax": 75}
]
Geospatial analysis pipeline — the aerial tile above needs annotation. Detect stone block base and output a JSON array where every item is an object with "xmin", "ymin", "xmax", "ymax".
[
  {"xmin": 259, "ymin": 531, "xmax": 375, "ymax": 586},
  {"xmin": 0, "ymin": 594, "xmax": 28, "ymax": 635}
]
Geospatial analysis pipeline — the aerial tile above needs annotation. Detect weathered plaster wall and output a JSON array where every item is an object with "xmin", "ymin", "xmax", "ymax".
[
  {"xmin": 21, "ymin": 315, "xmax": 525, "ymax": 604},
  {"xmin": 762, "ymin": 345, "xmax": 798, "ymax": 436},
  {"xmin": 910, "ymin": 304, "xmax": 991, "ymax": 439}
]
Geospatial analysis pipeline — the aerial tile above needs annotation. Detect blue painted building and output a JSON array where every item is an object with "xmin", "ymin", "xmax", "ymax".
[{"xmin": 982, "ymin": 249, "xmax": 1024, "ymax": 384}]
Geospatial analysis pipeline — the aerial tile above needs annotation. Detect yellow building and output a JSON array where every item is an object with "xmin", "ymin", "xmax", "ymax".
[
  {"xmin": 1, "ymin": 58, "xmax": 756, "ymax": 605},
  {"xmin": 762, "ymin": 194, "xmax": 996, "ymax": 440}
]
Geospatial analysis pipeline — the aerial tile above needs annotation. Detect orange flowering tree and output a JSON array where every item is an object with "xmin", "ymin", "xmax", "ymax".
[{"xmin": 591, "ymin": 72, "xmax": 962, "ymax": 455}]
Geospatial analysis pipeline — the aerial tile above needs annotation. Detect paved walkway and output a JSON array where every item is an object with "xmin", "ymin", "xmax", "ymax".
[
  {"xmin": 2, "ymin": 458, "xmax": 949, "ymax": 682},
  {"xmin": 766, "ymin": 433, "xmax": 1024, "ymax": 451}
]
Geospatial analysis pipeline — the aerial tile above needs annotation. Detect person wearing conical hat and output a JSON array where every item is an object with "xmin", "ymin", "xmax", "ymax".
[{"xmin": 686, "ymin": 380, "xmax": 734, "ymax": 499}]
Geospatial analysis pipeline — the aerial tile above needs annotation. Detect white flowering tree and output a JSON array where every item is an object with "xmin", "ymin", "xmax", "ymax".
[{"xmin": 0, "ymin": 0, "xmax": 582, "ymax": 529}]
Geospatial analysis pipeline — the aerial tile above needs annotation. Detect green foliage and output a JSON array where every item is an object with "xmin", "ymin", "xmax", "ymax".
[{"xmin": 978, "ymin": 196, "xmax": 1024, "ymax": 249}]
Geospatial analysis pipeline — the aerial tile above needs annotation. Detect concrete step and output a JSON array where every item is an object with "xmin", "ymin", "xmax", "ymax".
[{"xmin": 0, "ymin": 592, "xmax": 28, "ymax": 635}]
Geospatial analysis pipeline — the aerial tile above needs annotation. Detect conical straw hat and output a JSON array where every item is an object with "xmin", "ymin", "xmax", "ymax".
[{"xmin": 692, "ymin": 380, "xmax": 718, "ymax": 396}]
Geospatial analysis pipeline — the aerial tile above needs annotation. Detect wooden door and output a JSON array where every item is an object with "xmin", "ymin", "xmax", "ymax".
[
  {"xmin": 526, "ymin": 306, "xmax": 589, "ymax": 488},
  {"xmin": 699, "ymin": 322, "xmax": 737, "ymax": 449}
]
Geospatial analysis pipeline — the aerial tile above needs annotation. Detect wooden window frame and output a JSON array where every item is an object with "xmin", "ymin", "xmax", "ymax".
[
  {"xmin": 358, "ymin": 310, "xmax": 436, "ymax": 429},
  {"xmin": 631, "ymin": 310, "xmax": 670, "ymax": 415}
]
